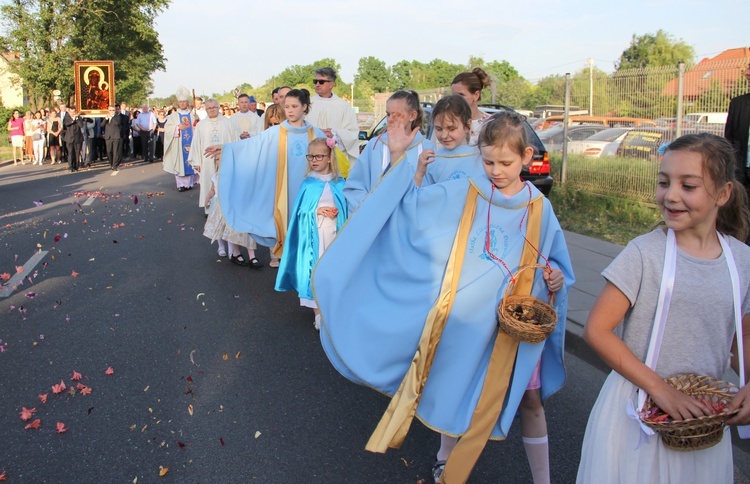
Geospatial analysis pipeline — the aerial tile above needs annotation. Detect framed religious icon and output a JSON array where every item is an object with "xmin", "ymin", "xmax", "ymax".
[{"xmin": 73, "ymin": 60, "xmax": 115, "ymax": 116}]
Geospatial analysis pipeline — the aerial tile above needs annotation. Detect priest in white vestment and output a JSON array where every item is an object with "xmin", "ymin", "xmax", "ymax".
[
  {"xmin": 230, "ymin": 94, "xmax": 263, "ymax": 140},
  {"xmin": 188, "ymin": 99, "xmax": 239, "ymax": 212},
  {"xmin": 163, "ymin": 87, "xmax": 199, "ymax": 190},
  {"xmin": 306, "ymin": 67, "xmax": 360, "ymax": 164}
]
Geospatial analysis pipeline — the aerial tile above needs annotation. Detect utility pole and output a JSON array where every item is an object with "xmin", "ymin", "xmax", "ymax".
[{"xmin": 588, "ymin": 58, "xmax": 594, "ymax": 116}]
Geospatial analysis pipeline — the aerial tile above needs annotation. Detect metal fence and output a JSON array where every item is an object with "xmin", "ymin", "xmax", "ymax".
[
  {"xmin": 560, "ymin": 59, "xmax": 749, "ymax": 201},
  {"xmin": 568, "ymin": 59, "xmax": 749, "ymax": 120}
]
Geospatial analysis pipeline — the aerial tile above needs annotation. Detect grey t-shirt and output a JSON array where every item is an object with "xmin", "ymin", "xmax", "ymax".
[{"xmin": 602, "ymin": 228, "xmax": 750, "ymax": 379}]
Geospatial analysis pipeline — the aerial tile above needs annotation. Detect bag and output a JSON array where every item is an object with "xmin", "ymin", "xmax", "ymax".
[{"xmin": 32, "ymin": 133, "xmax": 42, "ymax": 141}]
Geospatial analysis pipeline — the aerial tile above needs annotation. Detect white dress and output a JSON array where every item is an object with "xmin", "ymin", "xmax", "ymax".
[
  {"xmin": 203, "ymin": 173, "xmax": 252, "ymax": 247},
  {"xmin": 300, "ymin": 172, "xmax": 337, "ymax": 309},
  {"xmin": 577, "ymin": 229, "xmax": 750, "ymax": 484}
]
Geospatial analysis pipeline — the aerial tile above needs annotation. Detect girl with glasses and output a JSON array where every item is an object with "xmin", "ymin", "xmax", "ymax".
[
  {"xmin": 275, "ymin": 137, "xmax": 348, "ymax": 330},
  {"xmin": 213, "ymin": 89, "xmax": 325, "ymax": 268}
]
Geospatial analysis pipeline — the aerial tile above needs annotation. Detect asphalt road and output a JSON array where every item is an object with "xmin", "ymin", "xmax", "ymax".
[{"xmin": 1, "ymin": 159, "xmax": 750, "ymax": 483}]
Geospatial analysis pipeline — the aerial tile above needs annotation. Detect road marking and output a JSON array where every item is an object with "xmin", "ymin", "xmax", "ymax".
[
  {"xmin": 83, "ymin": 196, "xmax": 96, "ymax": 206},
  {"xmin": 111, "ymin": 171, "xmax": 119, "ymax": 177},
  {"xmin": 0, "ymin": 251, "xmax": 49, "ymax": 298}
]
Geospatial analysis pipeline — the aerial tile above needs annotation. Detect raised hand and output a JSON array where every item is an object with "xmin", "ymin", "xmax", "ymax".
[{"xmin": 204, "ymin": 145, "xmax": 222, "ymax": 161}]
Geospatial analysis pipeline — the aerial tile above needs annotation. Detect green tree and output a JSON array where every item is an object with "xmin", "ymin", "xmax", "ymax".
[
  {"xmin": 616, "ymin": 30, "xmax": 695, "ymax": 70},
  {"xmin": 390, "ymin": 60, "xmax": 413, "ymax": 89},
  {"xmin": 354, "ymin": 56, "xmax": 391, "ymax": 93},
  {"xmin": 569, "ymin": 66, "xmax": 611, "ymax": 116},
  {"xmin": 425, "ymin": 59, "xmax": 463, "ymax": 88},
  {"xmin": 524, "ymin": 75, "xmax": 566, "ymax": 108},
  {"xmin": 352, "ymin": 78, "xmax": 375, "ymax": 112},
  {"xmin": 273, "ymin": 58, "xmax": 340, "ymax": 89},
  {"xmin": 0, "ymin": 0, "xmax": 170, "ymax": 109}
]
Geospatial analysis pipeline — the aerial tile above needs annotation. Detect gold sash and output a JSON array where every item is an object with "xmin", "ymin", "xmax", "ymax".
[
  {"xmin": 440, "ymin": 195, "xmax": 544, "ymax": 484},
  {"xmin": 365, "ymin": 184, "xmax": 480, "ymax": 452},
  {"xmin": 273, "ymin": 125, "xmax": 315, "ymax": 258},
  {"xmin": 362, "ymin": 180, "xmax": 545, "ymax": 483}
]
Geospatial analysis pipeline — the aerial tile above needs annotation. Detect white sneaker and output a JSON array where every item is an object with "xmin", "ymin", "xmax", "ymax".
[{"xmin": 314, "ymin": 314, "xmax": 321, "ymax": 331}]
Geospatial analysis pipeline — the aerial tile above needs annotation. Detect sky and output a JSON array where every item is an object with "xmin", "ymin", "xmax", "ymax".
[{"xmin": 150, "ymin": 0, "xmax": 749, "ymax": 100}]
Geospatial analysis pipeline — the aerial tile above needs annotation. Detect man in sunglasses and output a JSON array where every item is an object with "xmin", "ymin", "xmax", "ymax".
[{"xmin": 307, "ymin": 67, "xmax": 359, "ymax": 165}]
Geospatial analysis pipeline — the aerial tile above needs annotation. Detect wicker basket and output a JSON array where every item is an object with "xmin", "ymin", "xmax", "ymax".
[
  {"xmin": 641, "ymin": 374, "xmax": 739, "ymax": 451},
  {"xmin": 497, "ymin": 265, "xmax": 557, "ymax": 344}
]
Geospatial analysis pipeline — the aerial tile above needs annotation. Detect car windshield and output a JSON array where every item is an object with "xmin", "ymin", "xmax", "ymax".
[
  {"xmin": 622, "ymin": 130, "xmax": 666, "ymax": 148},
  {"xmin": 537, "ymin": 127, "xmax": 565, "ymax": 140},
  {"xmin": 584, "ymin": 128, "xmax": 629, "ymax": 142}
]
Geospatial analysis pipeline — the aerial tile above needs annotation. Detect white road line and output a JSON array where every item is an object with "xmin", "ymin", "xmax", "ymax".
[
  {"xmin": 83, "ymin": 195, "xmax": 96, "ymax": 206},
  {"xmin": 0, "ymin": 250, "xmax": 49, "ymax": 298},
  {"xmin": 110, "ymin": 171, "xmax": 119, "ymax": 177}
]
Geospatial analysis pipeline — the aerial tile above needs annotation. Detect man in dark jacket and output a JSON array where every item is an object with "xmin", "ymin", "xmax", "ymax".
[
  {"xmin": 118, "ymin": 105, "xmax": 131, "ymax": 160},
  {"xmin": 726, "ymin": 61, "xmax": 750, "ymax": 191},
  {"xmin": 62, "ymin": 106, "xmax": 84, "ymax": 172},
  {"xmin": 101, "ymin": 105, "xmax": 123, "ymax": 171}
]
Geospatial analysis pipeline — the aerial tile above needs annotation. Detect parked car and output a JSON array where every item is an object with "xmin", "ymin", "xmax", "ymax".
[
  {"xmin": 539, "ymin": 116, "xmax": 655, "ymax": 130},
  {"xmin": 359, "ymin": 103, "xmax": 554, "ymax": 196},
  {"xmin": 684, "ymin": 112, "xmax": 727, "ymax": 125},
  {"xmin": 567, "ymin": 127, "xmax": 632, "ymax": 158},
  {"xmin": 537, "ymin": 125, "xmax": 609, "ymax": 153},
  {"xmin": 615, "ymin": 127, "xmax": 681, "ymax": 161}
]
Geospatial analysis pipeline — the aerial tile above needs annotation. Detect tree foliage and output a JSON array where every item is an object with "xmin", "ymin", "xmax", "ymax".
[
  {"xmin": 524, "ymin": 75, "xmax": 566, "ymax": 109},
  {"xmin": 354, "ymin": 56, "xmax": 391, "ymax": 93},
  {"xmin": 617, "ymin": 30, "xmax": 695, "ymax": 70},
  {"xmin": 0, "ymin": 0, "xmax": 170, "ymax": 109}
]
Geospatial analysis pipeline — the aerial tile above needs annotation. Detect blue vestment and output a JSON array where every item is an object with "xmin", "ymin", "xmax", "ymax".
[
  {"xmin": 275, "ymin": 175, "xmax": 348, "ymax": 300},
  {"xmin": 219, "ymin": 120, "xmax": 325, "ymax": 248},
  {"xmin": 313, "ymin": 157, "xmax": 575, "ymax": 439},
  {"xmin": 343, "ymin": 131, "xmax": 433, "ymax": 212},
  {"xmin": 179, "ymin": 113, "xmax": 195, "ymax": 176},
  {"xmin": 423, "ymin": 144, "xmax": 483, "ymax": 185}
]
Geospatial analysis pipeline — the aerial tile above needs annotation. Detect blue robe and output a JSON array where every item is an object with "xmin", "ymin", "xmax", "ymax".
[
  {"xmin": 179, "ymin": 113, "xmax": 195, "ymax": 176},
  {"xmin": 275, "ymin": 175, "xmax": 348, "ymax": 300},
  {"xmin": 313, "ymin": 157, "xmax": 575, "ymax": 439},
  {"xmin": 219, "ymin": 120, "xmax": 325, "ymax": 248},
  {"xmin": 343, "ymin": 131, "xmax": 433, "ymax": 212},
  {"xmin": 423, "ymin": 144, "xmax": 483, "ymax": 185}
]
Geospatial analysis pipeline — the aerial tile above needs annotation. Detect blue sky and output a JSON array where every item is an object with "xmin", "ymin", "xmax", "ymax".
[{"xmin": 151, "ymin": 0, "xmax": 748, "ymax": 99}]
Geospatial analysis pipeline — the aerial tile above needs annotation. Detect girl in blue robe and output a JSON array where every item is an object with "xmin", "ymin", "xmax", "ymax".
[
  {"xmin": 218, "ymin": 89, "xmax": 325, "ymax": 257},
  {"xmin": 418, "ymin": 94, "xmax": 484, "ymax": 187},
  {"xmin": 276, "ymin": 137, "xmax": 348, "ymax": 330},
  {"xmin": 343, "ymin": 90, "xmax": 434, "ymax": 212},
  {"xmin": 313, "ymin": 112, "xmax": 575, "ymax": 483}
]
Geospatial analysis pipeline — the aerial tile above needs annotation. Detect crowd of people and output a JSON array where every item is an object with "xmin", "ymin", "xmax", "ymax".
[
  {"xmin": 5, "ymin": 64, "xmax": 750, "ymax": 483},
  {"xmin": 4, "ymin": 96, "xmax": 263, "ymax": 173}
]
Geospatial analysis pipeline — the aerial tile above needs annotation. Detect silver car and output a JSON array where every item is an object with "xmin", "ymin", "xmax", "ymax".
[{"xmin": 568, "ymin": 127, "xmax": 631, "ymax": 158}]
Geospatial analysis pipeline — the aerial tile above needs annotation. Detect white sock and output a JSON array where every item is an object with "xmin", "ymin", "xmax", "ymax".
[
  {"xmin": 522, "ymin": 435, "xmax": 550, "ymax": 484},
  {"xmin": 228, "ymin": 242, "xmax": 241, "ymax": 258},
  {"xmin": 216, "ymin": 239, "xmax": 227, "ymax": 253},
  {"xmin": 436, "ymin": 434, "xmax": 458, "ymax": 462}
]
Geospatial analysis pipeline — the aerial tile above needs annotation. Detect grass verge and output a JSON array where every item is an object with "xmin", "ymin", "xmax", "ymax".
[{"xmin": 549, "ymin": 184, "xmax": 662, "ymax": 246}]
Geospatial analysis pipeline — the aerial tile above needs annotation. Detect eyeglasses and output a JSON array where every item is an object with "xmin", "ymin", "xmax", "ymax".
[
  {"xmin": 305, "ymin": 154, "xmax": 330, "ymax": 161},
  {"xmin": 313, "ymin": 79, "xmax": 332, "ymax": 85}
]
